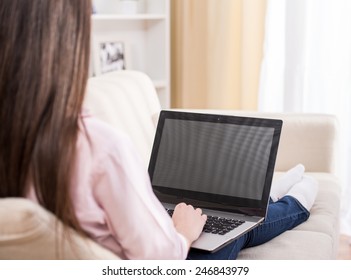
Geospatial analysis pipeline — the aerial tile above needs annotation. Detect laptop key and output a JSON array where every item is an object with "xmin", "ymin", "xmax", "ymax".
[{"xmin": 165, "ymin": 208, "xmax": 245, "ymax": 235}]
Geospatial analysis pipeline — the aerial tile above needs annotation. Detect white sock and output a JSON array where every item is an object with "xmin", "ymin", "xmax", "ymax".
[
  {"xmin": 270, "ymin": 164, "xmax": 305, "ymax": 202},
  {"xmin": 286, "ymin": 175, "xmax": 318, "ymax": 211}
]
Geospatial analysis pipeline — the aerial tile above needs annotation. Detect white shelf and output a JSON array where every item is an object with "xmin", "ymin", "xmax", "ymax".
[{"xmin": 90, "ymin": 0, "xmax": 170, "ymax": 108}]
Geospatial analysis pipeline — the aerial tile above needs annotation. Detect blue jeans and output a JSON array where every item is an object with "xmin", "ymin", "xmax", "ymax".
[{"xmin": 187, "ymin": 195, "xmax": 310, "ymax": 260}]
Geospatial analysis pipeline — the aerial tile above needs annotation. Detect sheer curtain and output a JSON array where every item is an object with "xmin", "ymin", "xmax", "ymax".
[{"xmin": 259, "ymin": 0, "xmax": 351, "ymax": 235}]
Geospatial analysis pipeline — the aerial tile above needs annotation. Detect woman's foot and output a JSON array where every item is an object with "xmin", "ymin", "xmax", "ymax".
[
  {"xmin": 286, "ymin": 175, "xmax": 319, "ymax": 211},
  {"xmin": 270, "ymin": 164, "xmax": 305, "ymax": 202}
]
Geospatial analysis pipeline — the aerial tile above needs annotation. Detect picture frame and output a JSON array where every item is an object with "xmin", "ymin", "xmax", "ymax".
[{"xmin": 92, "ymin": 39, "xmax": 126, "ymax": 76}]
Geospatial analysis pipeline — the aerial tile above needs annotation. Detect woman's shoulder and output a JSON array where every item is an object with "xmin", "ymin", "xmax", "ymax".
[
  {"xmin": 78, "ymin": 113, "xmax": 133, "ymax": 159},
  {"xmin": 82, "ymin": 114, "xmax": 126, "ymax": 139}
]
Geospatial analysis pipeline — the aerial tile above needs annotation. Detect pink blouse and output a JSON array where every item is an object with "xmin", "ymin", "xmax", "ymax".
[{"xmin": 28, "ymin": 115, "xmax": 188, "ymax": 260}]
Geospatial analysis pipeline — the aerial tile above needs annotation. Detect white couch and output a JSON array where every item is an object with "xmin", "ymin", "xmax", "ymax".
[{"xmin": 0, "ymin": 71, "xmax": 341, "ymax": 259}]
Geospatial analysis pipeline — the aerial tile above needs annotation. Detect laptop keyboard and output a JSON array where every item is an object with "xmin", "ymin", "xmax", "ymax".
[{"xmin": 166, "ymin": 209, "xmax": 245, "ymax": 235}]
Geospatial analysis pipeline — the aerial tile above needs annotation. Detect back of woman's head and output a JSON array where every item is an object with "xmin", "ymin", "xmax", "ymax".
[{"xmin": 0, "ymin": 0, "xmax": 91, "ymax": 234}]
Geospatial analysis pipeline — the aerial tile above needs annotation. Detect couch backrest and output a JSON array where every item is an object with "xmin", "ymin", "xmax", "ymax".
[
  {"xmin": 85, "ymin": 71, "xmax": 162, "ymax": 167},
  {"xmin": 85, "ymin": 73, "xmax": 339, "ymax": 174},
  {"xmin": 171, "ymin": 109, "xmax": 339, "ymax": 174}
]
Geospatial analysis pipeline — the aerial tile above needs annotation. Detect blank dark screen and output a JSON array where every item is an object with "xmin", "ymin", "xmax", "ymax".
[{"xmin": 152, "ymin": 119, "xmax": 274, "ymax": 200}]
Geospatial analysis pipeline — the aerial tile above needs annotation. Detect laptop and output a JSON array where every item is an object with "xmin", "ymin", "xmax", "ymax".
[{"xmin": 148, "ymin": 110, "xmax": 283, "ymax": 252}]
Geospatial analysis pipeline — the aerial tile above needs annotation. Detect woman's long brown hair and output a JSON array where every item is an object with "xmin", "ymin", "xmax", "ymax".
[{"xmin": 0, "ymin": 0, "xmax": 91, "ymax": 235}]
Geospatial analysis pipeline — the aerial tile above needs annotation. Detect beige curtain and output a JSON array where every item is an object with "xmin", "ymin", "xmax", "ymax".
[{"xmin": 171, "ymin": 0, "xmax": 267, "ymax": 109}]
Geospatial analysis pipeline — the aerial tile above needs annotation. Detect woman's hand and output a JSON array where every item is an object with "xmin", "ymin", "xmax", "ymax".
[{"xmin": 172, "ymin": 203, "xmax": 207, "ymax": 249}]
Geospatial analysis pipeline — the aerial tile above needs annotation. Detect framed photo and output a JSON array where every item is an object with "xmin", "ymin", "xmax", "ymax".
[{"xmin": 92, "ymin": 40, "xmax": 126, "ymax": 75}]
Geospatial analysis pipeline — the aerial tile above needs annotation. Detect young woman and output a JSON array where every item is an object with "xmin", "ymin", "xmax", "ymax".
[{"xmin": 0, "ymin": 0, "xmax": 318, "ymax": 260}]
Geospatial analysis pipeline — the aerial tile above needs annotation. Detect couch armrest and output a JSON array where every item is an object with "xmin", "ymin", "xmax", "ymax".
[
  {"xmin": 170, "ymin": 109, "xmax": 338, "ymax": 174},
  {"xmin": 268, "ymin": 113, "xmax": 338, "ymax": 174},
  {"xmin": 0, "ymin": 198, "xmax": 120, "ymax": 259}
]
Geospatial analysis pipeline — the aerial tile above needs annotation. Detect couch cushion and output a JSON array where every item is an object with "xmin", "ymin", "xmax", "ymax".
[
  {"xmin": 0, "ymin": 198, "xmax": 119, "ymax": 259},
  {"xmin": 237, "ymin": 230, "xmax": 333, "ymax": 260},
  {"xmin": 294, "ymin": 173, "xmax": 340, "ymax": 232},
  {"xmin": 237, "ymin": 172, "xmax": 340, "ymax": 259}
]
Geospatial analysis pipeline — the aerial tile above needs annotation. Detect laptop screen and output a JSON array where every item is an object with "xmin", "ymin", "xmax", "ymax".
[{"xmin": 148, "ymin": 111, "xmax": 282, "ymax": 217}]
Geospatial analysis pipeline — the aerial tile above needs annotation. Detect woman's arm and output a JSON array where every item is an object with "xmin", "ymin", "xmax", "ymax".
[{"xmin": 92, "ymin": 132, "xmax": 205, "ymax": 259}]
